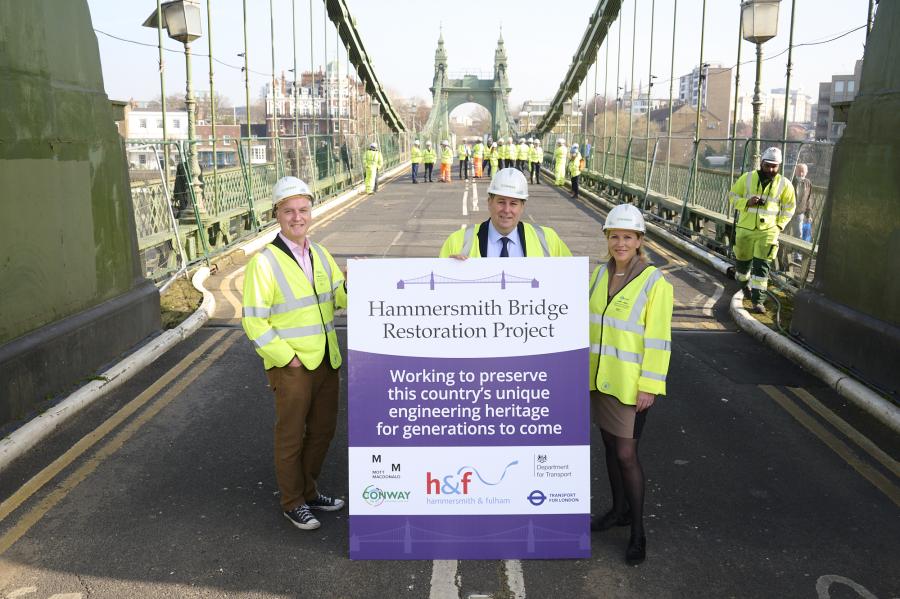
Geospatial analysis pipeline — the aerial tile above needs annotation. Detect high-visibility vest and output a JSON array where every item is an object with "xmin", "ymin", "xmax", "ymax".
[
  {"xmin": 364, "ymin": 149, "xmax": 379, "ymax": 169},
  {"xmin": 497, "ymin": 144, "xmax": 507, "ymax": 160},
  {"xmin": 423, "ymin": 148, "xmax": 436, "ymax": 164},
  {"xmin": 568, "ymin": 152, "xmax": 582, "ymax": 177},
  {"xmin": 530, "ymin": 145, "xmax": 542, "ymax": 162},
  {"xmin": 554, "ymin": 146, "xmax": 566, "ymax": 165},
  {"xmin": 518, "ymin": 143, "xmax": 529, "ymax": 158},
  {"xmin": 440, "ymin": 147, "xmax": 453, "ymax": 164},
  {"xmin": 439, "ymin": 222, "xmax": 572, "ymax": 258},
  {"xmin": 729, "ymin": 171, "xmax": 796, "ymax": 232},
  {"xmin": 588, "ymin": 264, "xmax": 673, "ymax": 404},
  {"xmin": 457, "ymin": 145, "xmax": 468, "ymax": 160},
  {"xmin": 242, "ymin": 242, "xmax": 347, "ymax": 371},
  {"xmin": 508, "ymin": 144, "xmax": 518, "ymax": 161},
  {"xmin": 473, "ymin": 143, "xmax": 484, "ymax": 158},
  {"xmin": 411, "ymin": 146, "xmax": 423, "ymax": 163}
]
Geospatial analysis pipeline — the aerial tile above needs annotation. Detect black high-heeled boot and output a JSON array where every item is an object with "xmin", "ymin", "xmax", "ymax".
[
  {"xmin": 625, "ymin": 533, "xmax": 646, "ymax": 565},
  {"xmin": 590, "ymin": 508, "xmax": 631, "ymax": 531}
]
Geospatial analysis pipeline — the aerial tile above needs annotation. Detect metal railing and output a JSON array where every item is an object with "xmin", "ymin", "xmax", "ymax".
[
  {"xmin": 542, "ymin": 131, "xmax": 835, "ymax": 288},
  {"xmin": 128, "ymin": 132, "xmax": 409, "ymax": 283}
]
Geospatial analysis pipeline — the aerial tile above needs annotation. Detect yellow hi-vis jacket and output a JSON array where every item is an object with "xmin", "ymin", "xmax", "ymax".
[
  {"xmin": 729, "ymin": 170, "xmax": 796, "ymax": 232},
  {"xmin": 440, "ymin": 147, "xmax": 454, "ymax": 165},
  {"xmin": 508, "ymin": 143, "xmax": 518, "ymax": 161},
  {"xmin": 497, "ymin": 143, "xmax": 507, "ymax": 160},
  {"xmin": 364, "ymin": 149, "xmax": 381, "ymax": 171},
  {"xmin": 439, "ymin": 221, "xmax": 572, "ymax": 258},
  {"xmin": 411, "ymin": 146, "xmax": 423, "ymax": 164},
  {"xmin": 529, "ymin": 145, "xmax": 542, "ymax": 163},
  {"xmin": 423, "ymin": 148, "xmax": 436, "ymax": 164},
  {"xmin": 457, "ymin": 144, "xmax": 468, "ymax": 160},
  {"xmin": 242, "ymin": 241, "xmax": 347, "ymax": 370},
  {"xmin": 589, "ymin": 264, "xmax": 673, "ymax": 404},
  {"xmin": 518, "ymin": 142, "xmax": 529, "ymax": 159},
  {"xmin": 473, "ymin": 143, "xmax": 484, "ymax": 158},
  {"xmin": 568, "ymin": 152, "xmax": 583, "ymax": 177}
]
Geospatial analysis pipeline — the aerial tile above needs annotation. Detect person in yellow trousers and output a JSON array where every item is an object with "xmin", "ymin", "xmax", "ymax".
[
  {"xmin": 529, "ymin": 138, "xmax": 543, "ymax": 184},
  {"xmin": 727, "ymin": 147, "xmax": 796, "ymax": 314},
  {"xmin": 410, "ymin": 139, "xmax": 423, "ymax": 184},
  {"xmin": 439, "ymin": 139, "xmax": 453, "ymax": 183},
  {"xmin": 242, "ymin": 176, "xmax": 348, "ymax": 531},
  {"xmin": 422, "ymin": 140, "xmax": 436, "ymax": 183},
  {"xmin": 364, "ymin": 142, "xmax": 380, "ymax": 194},
  {"xmin": 486, "ymin": 141, "xmax": 499, "ymax": 178},
  {"xmin": 472, "ymin": 137, "xmax": 484, "ymax": 178},
  {"xmin": 568, "ymin": 143, "xmax": 583, "ymax": 198},
  {"xmin": 588, "ymin": 203, "xmax": 673, "ymax": 566},
  {"xmin": 554, "ymin": 138, "xmax": 567, "ymax": 186},
  {"xmin": 439, "ymin": 168, "xmax": 571, "ymax": 258}
]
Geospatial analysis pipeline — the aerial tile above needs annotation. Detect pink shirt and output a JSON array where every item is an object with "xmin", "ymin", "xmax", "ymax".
[{"xmin": 278, "ymin": 233, "xmax": 314, "ymax": 284}]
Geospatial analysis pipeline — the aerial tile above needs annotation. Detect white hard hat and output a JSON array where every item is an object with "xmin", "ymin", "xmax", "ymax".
[
  {"xmin": 487, "ymin": 167, "xmax": 529, "ymax": 200},
  {"xmin": 571, "ymin": 143, "xmax": 579, "ymax": 150},
  {"xmin": 507, "ymin": 137, "xmax": 513, "ymax": 142},
  {"xmin": 491, "ymin": 142, "xmax": 498, "ymax": 148},
  {"xmin": 272, "ymin": 176, "xmax": 313, "ymax": 208},
  {"xmin": 557, "ymin": 138, "xmax": 565, "ymax": 145},
  {"xmin": 426, "ymin": 140, "xmax": 433, "ymax": 146},
  {"xmin": 519, "ymin": 138, "xmax": 526, "ymax": 143},
  {"xmin": 369, "ymin": 142, "xmax": 378, "ymax": 149},
  {"xmin": 603, "ymin": 204, "xmax": 646, "ymax": 233},
  {"xmin": 761, "ymin": 147, "xmax": 783, "ymax": 164},
  {"xmin": 498, "ymin": 138, "xmax": 504, "ymax": 143},
  {"xmin": 414, "ymin": 139, "xmax": 420, "ymax": 145},
  {"xmin": 441, "ymin": 140, "xmax": 449, "ymax": 145}
]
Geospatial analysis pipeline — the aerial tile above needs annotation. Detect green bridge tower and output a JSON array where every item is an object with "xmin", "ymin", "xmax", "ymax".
[{"xmin": 420, "ymin": 31, "xmax": 519, "ymax": 143}]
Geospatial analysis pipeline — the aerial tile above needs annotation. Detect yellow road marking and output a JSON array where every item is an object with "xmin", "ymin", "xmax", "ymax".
[
  {"xmin": 0, "ymin": 330, "xmax": 240, "ymax": 555},
  {"xmin": 0, "ymin": 330, "xmax": 229, "ymax": 527},
  {"xmin": 759, "ymin": 385, "xmax": 900, "ymax": 507},
  {"xmin": 787, "ymin": 387, "xmax": 900, "ymax": 478}
]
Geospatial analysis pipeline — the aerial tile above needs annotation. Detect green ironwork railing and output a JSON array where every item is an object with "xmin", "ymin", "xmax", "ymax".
[{"xmin": 128, "ymin": 131, "xmax": 409, "ymax": 283}]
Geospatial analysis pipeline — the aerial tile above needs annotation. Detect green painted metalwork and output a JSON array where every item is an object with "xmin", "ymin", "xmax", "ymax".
[{"xmin": 420, "ymin": 32, "xmax": 518, "ymax": 142}]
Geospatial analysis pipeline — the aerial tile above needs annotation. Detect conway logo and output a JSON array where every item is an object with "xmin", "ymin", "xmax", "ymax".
[{"xmin": 362, "ymin": 485, "xmax": 412, "ymax": 507}]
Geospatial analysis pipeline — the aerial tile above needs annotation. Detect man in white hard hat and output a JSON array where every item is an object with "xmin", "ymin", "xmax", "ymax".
[
  {"xmin": 242, "ymin": 176, "xmax": 347, "ymax": 531},
  {"xmin": 410, "ymin": 140, "xmax": 423, "ymax": 184},
  {"xmin": 554, "ymin": 138, "xmax": 567, "ymax": 186},
  {"xmin": 529, "ymin": 138, "xmax": 543, "ymax": 185},
  {"xmin": 727, "ymin": 147, "xmax": 796, "ymax": 313},
  {"xmin": 439, "ymin": 140, "xmax": 453, "ymax": 183},
  {"xmin": 439, "ymin": 167, "xmax": 572, "ymax": 258},
  {"xmin": 423, "ymin": 140, "xmax": 436, "ymax": 182},
  {"xmin": 568, "ymin": 143, "xmax": 583, "ymax": 198},
  {"xmin": 364, "ymin": 141, "xmax": 382, "ymax": 193},
  {"xmin": 517, "ymin": 138, "xmax": 529, "ymax": 172}
]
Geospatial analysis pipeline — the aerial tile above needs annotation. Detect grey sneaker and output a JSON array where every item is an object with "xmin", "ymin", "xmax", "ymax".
[
  {"xmin": 308, "ymin": 493, "xmax": 345, "ymax": 512},
  {"xmin": 283, "ymin": 505, "xmax": 320, "ymax": 530}
]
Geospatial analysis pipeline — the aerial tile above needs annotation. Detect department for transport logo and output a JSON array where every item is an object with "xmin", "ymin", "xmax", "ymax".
[{"xmin": 362, "ymin": 484, "xmax": 411, "ymax": 507}]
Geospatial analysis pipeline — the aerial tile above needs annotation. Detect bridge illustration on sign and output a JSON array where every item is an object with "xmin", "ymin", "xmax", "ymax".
[
  {"xmin": 349, "ymin": 517, "xmax": 589, "ymax": 555},
  {"xmin": 396, "ymin": 271, "xmax": 539, "ymax": 290}
]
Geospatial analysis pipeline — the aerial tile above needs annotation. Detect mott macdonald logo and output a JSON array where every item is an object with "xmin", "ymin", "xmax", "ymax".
[{"xmin": 362, "ymin": 485, "xmax": 411, "ymax": 507}]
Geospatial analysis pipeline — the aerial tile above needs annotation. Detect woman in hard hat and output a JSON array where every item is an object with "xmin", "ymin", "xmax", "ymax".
[{"xmin": 588, "ymin": 204, "xmax": 673, "ymax": 565}]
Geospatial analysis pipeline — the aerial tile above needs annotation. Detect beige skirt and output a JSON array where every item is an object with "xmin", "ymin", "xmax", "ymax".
[{"xmin": 591, "ymin": 391, "xmax": 648, "ymax": 439}]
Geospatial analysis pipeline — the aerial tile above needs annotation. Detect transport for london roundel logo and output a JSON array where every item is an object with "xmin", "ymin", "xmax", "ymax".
[{"xmin": 527, "ymin": 489, "xmax": 547, "ymax": 506}]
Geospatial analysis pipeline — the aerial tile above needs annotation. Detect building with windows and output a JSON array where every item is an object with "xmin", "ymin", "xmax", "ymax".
[
  {"xmin": 814, "ymin": 60, "xmax": 862, "ymax": 140},
  {"xmin": 735, "ymin": 88, "xmax": 815, "ymax": 126},
  {"xmin": 678, "ymin": 63, "xmax": 732, "ymax": 128},
  {"xmin": 123, "ymin": 105, "xmax": 188, "ymax": 171},
  {"xmin": 195, "ymin": 124, "xmax": 240, "ymax": 169}
]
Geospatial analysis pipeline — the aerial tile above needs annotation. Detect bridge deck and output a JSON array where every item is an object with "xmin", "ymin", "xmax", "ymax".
[{"xmin": 0, "ymin": 174, "xmax": 897, "ymax": 598}]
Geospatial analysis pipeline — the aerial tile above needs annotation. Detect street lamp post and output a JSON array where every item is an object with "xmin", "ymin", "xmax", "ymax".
[
  {"xmin": 741, "ymin": 0, "xmax": 781, "ymax": 168},
  {"xmin": 143, "ymin": 0, "xmax": 205, "ymax": 220}
]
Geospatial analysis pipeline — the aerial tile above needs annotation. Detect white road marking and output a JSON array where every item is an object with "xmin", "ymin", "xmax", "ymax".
[
  {"xmin": 429, "ymin": 560, "xmax": 460, "ymax": 599},
  {"xmin": 505, "ymin": 560, "xmax": 527, "ymax": 599},
  {"xmin": 7, "ymin": 588, "xmax": 37, "ymax": 598},
  {"xmin": 816, "ymin": 575, "xmax": 878, "ymax": 599},
  {"xmin": 472, "ymin": 182, "xmax": 479, "ymax": 211},
  {"xmin": 221, "ymin": 265, "xmax": 245, "ymax": 319},
  {"xmin": 48, "ymin": 594, "xmax": 83, "ymax": 599},
  {"xmin": 383, "ymin": 231, "xmax": 404, "ymax": 258},
  {"xmin": 462, "ymin": 188, "xmax": 469, "ymax": 216}
]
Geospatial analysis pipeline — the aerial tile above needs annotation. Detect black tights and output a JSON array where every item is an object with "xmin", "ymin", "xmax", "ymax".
[{"xmin": 600, "ymin": 429, "xmax": 645, "ymax": 537}]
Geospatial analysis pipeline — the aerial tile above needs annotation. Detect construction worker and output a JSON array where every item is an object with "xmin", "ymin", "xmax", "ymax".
[
  {"xmin": 486, "ymin": 141, "xmax": 498, "ymax": 178},
  {"xmin": 529, "ymin": 138, "xmax": 543, "ymax": 184},
  {"xmin": 473, "ymin": 137, "xmax": 484, "ymax": 178},
  {"xmin": 497, "ymin": 138, "xmax": 507, "ymax": 170},
  {"xmin": 410, "ymin": 140, "xmax": 423, "ymax": 184},
  {"xmin": 457, "ymin": 139, "xmax": 470, "ymax": 180},
  {"xmin": 364, "ymin": 142, "xmax": 380, "ymax": 193},
  {"xmin": 568, "ymin": 143, "xmax": 583, "ymax": 198},
  {"xmin": 517, "ymin": 137, "xmax": 529, "ymax": 172},
  {"xmin": 507, "ymin": 136, "xmax": 517, "ymax": 170},
  {"xmin": 727, "ymin": 147, "xmax": 796, "ymax": 313},
  {"xmin": 554, "ymin": 138, "xmax": 567, "ymax": 186},
  {"xmin": 589, "ymin": 203, "xmax": 673, "ymax": 566},
  {"xmin": 373, "ymin": 143, "xmax": 384, "ymax": 192},
  {"xmin": 242, "ymin": 176, "xmax": 348, "ymax": 531},
  {"xmin": 439, "ymin": 140, "xmax": 453, "ymax": 183},
  {"xmin": 423, "ymin": 140, "xmax": 436, "ymax": 182},
  {"xmin": 439, "ymin": 167, "xmax": 572, "ymax": 258}
]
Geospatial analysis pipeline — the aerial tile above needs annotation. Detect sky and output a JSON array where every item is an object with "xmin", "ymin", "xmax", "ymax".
[{"xmin": 86, "ymin": 0, "xmax": 872, "ymax": 116}]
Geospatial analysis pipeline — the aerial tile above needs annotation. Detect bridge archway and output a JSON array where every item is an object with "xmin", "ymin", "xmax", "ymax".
[{"xmin": 420, "ymin": 32, "xmax": 518, "ymax": 143}]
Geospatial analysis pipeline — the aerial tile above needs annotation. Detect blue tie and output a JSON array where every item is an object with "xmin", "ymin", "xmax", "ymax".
[{"xmin": 500, "ymin": 237, "xmax": 510, "ymax": 257}]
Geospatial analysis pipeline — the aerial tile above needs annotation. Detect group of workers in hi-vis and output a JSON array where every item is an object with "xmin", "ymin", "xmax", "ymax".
[
  {"xmin": 240, "ymin": 142, "xmax": 795, "ymax": 566},
  {"xmin": 407, "ymin": 135, "xmax": 549, "ymax": 184}
]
